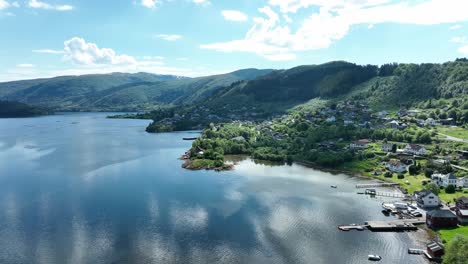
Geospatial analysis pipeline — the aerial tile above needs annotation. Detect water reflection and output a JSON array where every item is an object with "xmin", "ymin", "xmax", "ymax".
[{"xmin": 0, "ymin": 114, "xmax": 426, "ymax": 264}]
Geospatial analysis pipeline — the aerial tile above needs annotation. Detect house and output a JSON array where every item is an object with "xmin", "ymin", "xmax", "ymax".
[
  {"xmin": 377, "ymin": 111, "xmax": 388, "ymax": 118},
  {"xmin": 456, "ymin": 177, "xmax": 468, "ymax": 188},
  {"xmin": 398, "ymin": 109, "xmax": 407, "ymax": 117},
  {"xmin": 425, "ymin": 118, "xmax": 437, "ymax": 126},
  {"xmin": 455, "ymin": 197, "xmax": 468, "ymax": 210},
  {"xmin": 426, "ymin": 209, "xmax": 458, "ymax": 228},
  {"xmin": 381, "ymin": 143, "xmax": 396, "ymax": 152},
  {"xmin": 426, "ymin": 241, "xmax": 444, "ymax": 258},
  {"xmin": 386, "ymin": 160, "xmax": 407, "ymax": 173},
  {"xmin": 389, "ymin": 120, "xmax": 407, "ymax": 130},
  {"xmin": 432, "ymin": 173, "xmax": 458, "ymax": 188},
  {"xmin": 440, "ymin": 118, "xmax": 455, "ymax": 126},
  {"xmin": 326, "ymin": 116, "xmax": 336, "ymax": 122},
  {"xmin": 455, "ymin": 209, "xmax": 468, "ymax": 225},
  {"xmin": 349, "ymin": 139, "xmax": 370, "ymax": 150},
  {"xmin": 457, "ymin": 150, "xmax": 468, "ymax": 160},
  {"xmin": 343, "ymin": 119, "xmax": 354, "ymax": 125},
  {"xmin": 414, "ymin": 190, "xmax": 441, "ymax": 209},
  {"xmin": 404, "ymin": 144, "xmax": 427, "ymax": 155}
]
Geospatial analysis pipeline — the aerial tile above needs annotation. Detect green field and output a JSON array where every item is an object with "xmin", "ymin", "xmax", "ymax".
[
  {"xmin": 439, "ymin": 226, "xmax": 468, "ymax": 243},
  {"xmin": 437, "ymin": 127, "xmax": 468, "ymax": 140}
]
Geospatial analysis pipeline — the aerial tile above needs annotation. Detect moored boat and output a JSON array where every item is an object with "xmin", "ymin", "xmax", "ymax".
[{"xmin": 368, "ymin": 255, "xmax": 382, "ymax": 261}]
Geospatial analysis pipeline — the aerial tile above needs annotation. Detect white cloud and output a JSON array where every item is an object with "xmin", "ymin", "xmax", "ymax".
[
  {"xmin": 368, "ymin": 24, "xmax": 374, "ymax": 29},
  {"xmin": 141, "ymin": 0, "xmax": 159, "ymax": 8},
  {"xmin": 193, "ymin": 0, "xmax": 210, "ymax": 5},
  {"xmin": 458, "ymin": 45, "xmax": 468, "ymax": 55},
  {"xmin": 16, "ymin": 64, "xmax": 35, "ymax": 68},
  {"xmin": 32, "ymin": 49, "xmax": 65, "ymax": 54},
  {"xmin": 11, "ymin": 1, "xmax": 18, "ymax": 7},
  {"xmin": 0, "ymin": 0, "xmax": 10, "ymax": 9},
  {"xmin": 63, "ymin": 37, "xmax": 137, "ymax": 65},
  {"xmin": 202, "ymin": 0, "xmax": 468, "ymax": 61},
  {"xmin": 221, "ymin": 10, "xmax": 248, "ymax": 22},
  {"xmin": 28, "ymin": 0, "xmax": 73, "ymax": 11},
  {"xmin": 450, "ymin": 36, "xmax": 467, "ymax": 44},
  {"xmin": 155, "ymin": 34, "xmax": 182, "ymax": 41},
  {"xmin": 283, "ymin": 14, "xmax": 293, "ymax": 23},
  {"xmin": 449, "ymin": 24, "xmax": 462, "ymax": 30}
]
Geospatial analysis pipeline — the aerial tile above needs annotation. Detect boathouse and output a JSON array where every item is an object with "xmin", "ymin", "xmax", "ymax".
[
  {"xmin": 427, "ymin": 241, "xmax": 444, "ymax": 258},
  {"xmin": 455, "ymin": 196, "xmax": 468, "ymax": 210},
  {"xmin": 426, "ymin": 209, "xmax": 458, "ymax": 229}
]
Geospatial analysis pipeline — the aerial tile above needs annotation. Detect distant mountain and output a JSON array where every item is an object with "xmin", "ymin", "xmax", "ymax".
[
  {"xmin": 0, "ymin": 101, "xmax": 49, "ymax": 118},
  {"xmin": 0, "ymin": 69, "xmax": 273, "ymax": 111}
]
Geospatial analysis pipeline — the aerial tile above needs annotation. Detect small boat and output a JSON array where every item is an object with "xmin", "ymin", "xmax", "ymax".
[
  {"xmin": 182, "ymin": 137, "xmax": 198, "ymax": 141},
  {"xmin": 330, "ymin": 185, "xmax": 337, "ymax": 188},
  {"xmin": 368, "ymin": 255, "xmax": 382, "ymax": 261}
]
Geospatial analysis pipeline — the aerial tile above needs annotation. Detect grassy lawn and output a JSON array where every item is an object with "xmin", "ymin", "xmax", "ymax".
[
  {"xmin": 437, "ymin": 126, "xmax": 468, "ymax": 140},
  {"xmin": 439, "ymin": 225, "xmax": 468, "ymax": 243}
]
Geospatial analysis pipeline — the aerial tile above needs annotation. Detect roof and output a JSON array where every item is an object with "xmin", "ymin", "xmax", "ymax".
[
  {"xmin": 382, "ymin": 143, "xmax": 394, "ymax": 148},
  {"xmin": 427, "ymin": 209, "xmax": 456, "ymax": 219},
  {"xmin": 414, "ymin": 190, "xmax": 436, "ymax": 198},
  {"xmin": 407, "ymin": 144, "xmax": 424, "ymax": 150},
  {"xmin": 427, "ymin": 241, "xmax": 444, "ymax": 252},
  {"xmin": 458, "ymin": 210, "xmax": 468, "ymax": 216},
  {"xmin": 388, "ymin": 160, "xmax": 404, "ymax": 166},
  {"xmin": 447, "ymin": 173, "xmax": 457, "ymax": 179},
  {"xmin": 456, "ymin": 196, "xmax": 468, "ymax": 204},
  {"xmin": 353, "ymin": 139, "xmax": 370, "ymax": 145}
]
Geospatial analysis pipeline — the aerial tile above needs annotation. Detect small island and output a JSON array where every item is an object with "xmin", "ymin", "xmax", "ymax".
[{"xmin": 0, "ymin": 100, "xmax": 50, "ymax": 118}]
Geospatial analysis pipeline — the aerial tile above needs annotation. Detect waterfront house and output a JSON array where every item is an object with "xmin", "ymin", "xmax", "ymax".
[
  {"xmin": 381, "ymin": 143, "xmax": 396, "ymax": 152},
  {"xmin": 349, "ymin": 139, "xmax": 370, "ymax": 150},
  {"xmin": 455, "ymin": 209, "xmax": 468, "ymax": 225},
  {"xmin": 426, "ymin": 209, "xmax": 458, "ymax": 228},
  {"xmin": 455, "ymin": 197, "xmax": 468, "ymax": 210},
  {"xmin": 432, "ymin": 173, "xmax": 458, "ymax": 188},
  {"xmin": 414, "ymin": 190, "xmax": 441, "ymax": 209},
  {"xmin": 404, "ymin": 144, "xmax": 427, "ymax": 156},
  {"xmin": 426, "ymin": 241, "xmax": 444, "ymax": 258}
]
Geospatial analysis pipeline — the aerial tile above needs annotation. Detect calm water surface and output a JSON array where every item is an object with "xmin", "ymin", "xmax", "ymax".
[{"xmin": 0, "ymin": 113, "xmax": 426, "ymax": 264}]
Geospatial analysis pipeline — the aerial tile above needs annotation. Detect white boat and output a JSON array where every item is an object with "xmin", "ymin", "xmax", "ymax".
[{"xmin": 368, "ymin": 255, "xmax": 382, "ymax": 261}]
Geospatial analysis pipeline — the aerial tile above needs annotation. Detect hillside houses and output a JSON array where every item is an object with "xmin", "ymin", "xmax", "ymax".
[
  {"xmin": 404, "ymin": 144, "xmax": 427, "ymax": 155},
  {"xmin": 389, "ymin": 120, "xmax": 408, "ymax": 130}
]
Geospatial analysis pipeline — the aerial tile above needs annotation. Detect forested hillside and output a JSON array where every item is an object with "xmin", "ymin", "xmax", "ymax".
[
  {"xmin": 0, "ymin": 101, "xmax": 49, "ymax": 117},
  {"xmin": 0, "ymin": 69, "xmax": 272, "ymax": 111}
]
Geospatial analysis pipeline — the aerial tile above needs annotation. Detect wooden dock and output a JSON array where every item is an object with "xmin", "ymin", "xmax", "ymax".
[
  {"xmin": 356, "ymin": 182, "xmax": 400, "ymax": 188},
  {"xmin": 363, "ymin": 189, "xmax": 405, "ymax": 198}
]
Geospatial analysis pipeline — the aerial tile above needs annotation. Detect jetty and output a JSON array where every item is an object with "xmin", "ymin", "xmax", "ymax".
[
  {"xmin": 338, "ymin": 219, "xmax": 424, "ymax": 232},
  {"xmin": 356, "ymin": 182, "xmax": 400, "ymax": 188}
]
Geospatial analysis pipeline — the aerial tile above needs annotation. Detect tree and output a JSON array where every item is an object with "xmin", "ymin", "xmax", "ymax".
[
  {"xmin": 445, "ymin": 184, "xmax": 456, "ymax": 194},
  {"xmin": 425, "ymin": 182, "xmax": 440, "ymax": 195},
  {"xmin": 443, "ymin": 235, "xmax": 468, "ymax": 264}
]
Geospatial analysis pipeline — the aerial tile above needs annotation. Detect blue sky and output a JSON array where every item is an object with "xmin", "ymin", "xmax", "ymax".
[{"xmin": 0, "ymin": 0, "xmax": 468, "ymax": 81}]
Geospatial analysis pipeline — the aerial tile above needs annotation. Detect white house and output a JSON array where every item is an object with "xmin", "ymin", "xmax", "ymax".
[
  {"xmin": 349, "ymin": 139, "xmax": 370, "ymax": 150},
  {"xmin": 381, "ymin": 143, "xmax": 396, "ymax": 152},
  {"xmin": 404, "ymin": 144, "xmax": 427, "ymax": 155},
  {"xmin": 326, "ymin": 116, "xmax": 336, "ymax": 122},
  {"xmin": 432, "ymin": 173, "xmax": 458, "ymax": 188},
  {"xmin": 414, "ymin": 190, "xmax": 441, "ymax": 209},
  {"xmin": 457, "ymin": 177, "xmax": 468, "ymax": 188},
  {"xmin": 386, "ymin": 160, "xmax": 407, "ymax": 173},
  {"xmin": 407, "ymin": 109, "xmax": 421, "ymax": 117}
]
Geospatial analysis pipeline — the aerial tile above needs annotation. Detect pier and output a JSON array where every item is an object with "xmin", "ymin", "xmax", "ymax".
[
  {"xmin": 355, "ymin": 182, "xmax": 400, "ymax": 188},
  {"xmin": 338, "ymin": 219, "xmax": 424, "ymax": 232},
  {"xmin": 362, "ymin": 189, "xmax": 406, "ymax": 198}
]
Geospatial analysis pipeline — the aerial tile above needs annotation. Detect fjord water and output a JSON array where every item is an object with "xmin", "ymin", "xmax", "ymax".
[{"xmin": 0, "ymin": 113, "xmax": 425, "ymax": 264}]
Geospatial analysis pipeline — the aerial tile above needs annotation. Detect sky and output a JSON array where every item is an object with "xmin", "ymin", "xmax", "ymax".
[{"xmin": 0, "ymin": 0, "xmax": 468, "ymax": 81}]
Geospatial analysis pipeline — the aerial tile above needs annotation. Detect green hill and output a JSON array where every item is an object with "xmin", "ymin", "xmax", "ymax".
[{"xmin": 0, "ymin": 69, "xmax": 272, "ymax": 111}]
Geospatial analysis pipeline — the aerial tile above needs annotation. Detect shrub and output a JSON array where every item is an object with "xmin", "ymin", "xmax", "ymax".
[{"xmin": 445, "ymin": 184, "xmax": 456, "ymax": 194}]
